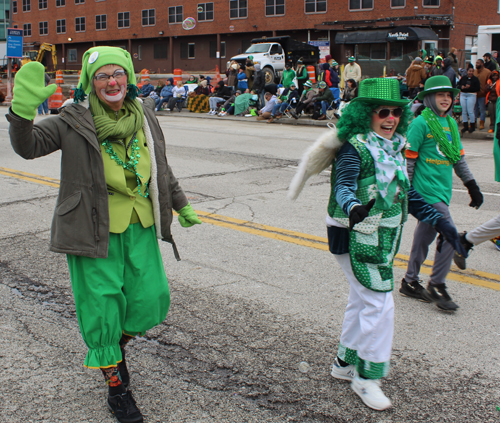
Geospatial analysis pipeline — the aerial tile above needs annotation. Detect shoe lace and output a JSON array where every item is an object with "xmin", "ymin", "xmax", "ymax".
[{"xmin": 116, "ymin": 391, "xmax": 138, "ymax": 415}]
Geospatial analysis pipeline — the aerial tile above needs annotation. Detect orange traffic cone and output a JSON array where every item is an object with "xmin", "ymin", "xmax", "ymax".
[
  {"xmin": 48, "ymin": 86, "xmax": 63, "ymax": 112},
  {"xmin": 55, "ymin": 70, "xmax": 64, "ymax": 85},
  {"xmin": 215, "ymin": 65, "xmax": 221, "ymax": 84}
]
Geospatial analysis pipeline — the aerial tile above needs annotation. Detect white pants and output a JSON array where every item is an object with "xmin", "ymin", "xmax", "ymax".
[
  {"xmin": 466, "ymin": 213, "xmax": 500, "ymax": 245},
  {"xmin": 336, "ymin": 253, "xmax": 394, "ymax": 365}
]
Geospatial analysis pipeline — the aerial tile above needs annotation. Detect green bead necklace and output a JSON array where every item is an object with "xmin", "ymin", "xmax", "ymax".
[
  {"xmin": 101, "ymin": 131, "xmax": 149, "ymax": 198},
  {"xmin": 421, "ymin": 108, "xmax": 461, "ymax": 164}
]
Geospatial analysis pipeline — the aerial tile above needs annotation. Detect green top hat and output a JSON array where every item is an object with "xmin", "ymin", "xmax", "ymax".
[
  {"xmin": 417, "ymin": 75, "xmax": 459, "ymax": 100},
  {"xmin": 351, "ymin": 78, "xmax": 409, "ymax": 106}
]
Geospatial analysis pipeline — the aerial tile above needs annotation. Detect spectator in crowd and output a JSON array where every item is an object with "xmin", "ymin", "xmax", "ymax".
[
  {"xmin": 483, "ymin": 53, "xmax": 498, "ymax": 72},
  {"xmin": 244, "ymin": 56, "xmax": 255, "ymax": 91},
  {"xmin": 295, "ymin": 58, "xmax": 309, "ymax": 93},
  {"xmin": 237, "ymin": 67, "xmax": 248, "ymax": 92},
  {"xmin": 187, "ymin": 79, "xmax": 211, "ymax": 113},
  {"xmin": 442, "ymin": 58, "xmax": 457, "ymax": 88},
  {"xmin": 207, "ymin": 81, "xmax": 233, "ymax": 115},
  {"xmin": 264, "ymin": 82, "xmax": 278, "ymax": 96},
  {"xmin": 342, "ymin": 79, "xmax": 358, "ymax": 102},
  {"xmin": 219, "ymin": 90, "xmax": 241, "ymax": 116},
  {"xmin": 329, "ymin": 60, "xmax": 340, "ymax": 89},
  {"xmin": 486, "ymin": 70, "xmax": 499, "ymax": 133},
  {"xmin": 457, "ymin": 66, "xmax": 481, "ymax": 134},
  {"xmin": 139, "ymin": 79, "xmax": 155, "ymax": 97},
  {"xmin": 226, "ymin": 61, "xmax": 239, "ymax": 90},
  {"xmin": 165, "ymin": 80, "xmax": 187, "ymax": 111},
  {"xmin": 318, "ymin": 63, "xmax": 332, "ymax": 87},
  {"xmin": 252, "ymin": 63, "xmax": 266, "ymax": 108},
  {"xmin": 155, "ymin": 78, "xmax": 174, "ymax": 111},
  {"xmin": 424, "ymin": 55, "xmax": 435, "ymax": 78},
  {"xmin": 256, "ymin": 92, "xmax": 277, "ymax": 121},
  {"xmin": 154, "ymin": 80, "xmax": 164, "ymax": 97},
  {"xmin": 282, "ymin": 63, "xmax": 296, "ymax": 89},
  {"xmin": 342, "ymin": 57, "xmax": 362, "ymax": 87},
  {"xmin": 187, "ymin": 75, "xmax": 198, "ymax": 84},
  {"xmin": 419, "ymin": 48, "xmax": 427, "ymax": 60},
  {"xmin": 37, "ymin": 72, "xmax": 51, "ymax": 115},
  {"xmin": 431, "ymin": 56, "xmax": 444, "ymax": 76},
  {"xmin": 268, "ymin": 83, "xmax": 299, "ymax": 123},
  {"xmin": 405, "ymin": 57, "xmax": 427, "ymax": 93},
  {"xmin": 312, "ymin": 81, "xmax": 334, "ymax": 120},
  {"xmin": 447, "ymin": 48, "xmax": 460, "ymax": 75},
  {"xmin": 474, "ymin": 58, "xmax": 492, "ymax": 130},
  {"xmin": 291, "ymin": 80, "xmax": 316, "ymax": 119}
]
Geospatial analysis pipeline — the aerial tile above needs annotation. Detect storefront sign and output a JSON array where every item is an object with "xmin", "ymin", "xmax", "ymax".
[
  {"xmin": 387, "ymin": 31, "xmax": 410, "ymax": 41},
  {"xmin": 309, "ymin": 40, "xmax": 330, "ymax": 61}
]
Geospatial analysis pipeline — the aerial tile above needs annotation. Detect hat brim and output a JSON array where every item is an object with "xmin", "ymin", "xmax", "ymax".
[
  {"xmin": 351, "ymin": 97, "xmax": 410, "ymax": 106},
  {"xmin": 417, "ymin": 87, "xmax": 460, "ymax": 100}
]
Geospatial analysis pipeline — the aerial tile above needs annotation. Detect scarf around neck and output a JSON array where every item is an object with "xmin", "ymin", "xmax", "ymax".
[
  {"xmin": 89, "ymin": 93, "xmax": 144, "ymax": 142},
  {"xmin": 364, "ymin": 131, "xmax": 410, "ymax": 210}
]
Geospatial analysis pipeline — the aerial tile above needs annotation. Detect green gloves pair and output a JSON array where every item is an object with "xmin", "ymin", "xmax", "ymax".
[
  {"xmin": 178, "ymin": 203, "xmax": 202, "ymax": 228},
  {"xmin": 11, "ymin": 61, "xmax": 57, "ymax": 121}
]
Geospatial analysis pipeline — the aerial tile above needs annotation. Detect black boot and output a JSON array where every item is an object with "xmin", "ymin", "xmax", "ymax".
[
  {"xmin": 107, "ymin": 390, "xmax": 143, "ymax": 423},
  {"xmin": 469, "ymin": 122, "xmax": 476, "ymax": 133},
  {"xmin": 461, "ymin": 121, "xmax": 469, "ymax": 135}
]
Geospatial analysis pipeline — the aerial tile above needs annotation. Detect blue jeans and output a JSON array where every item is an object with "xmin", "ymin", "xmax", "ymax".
[
  {"xmin": 271, "ymin": 102, "xmax": 289, "ymax": 116},
  {"xmin": 315, "ymin": 100, "xmax": 329, "ymax": 115},
  {"xmin": 38, "ymin": 99, "xmax": 49, "ymax": 115},
  {"xmin": 475, "ymin": 96, "xmax": 486, "ymax": 121},
  {"xmin": 460, "ymin": 92, "xmax": 476, "ymax": 123},
  {"xmin": 155, "ymin": 95, "xmax": 172, "ymax": 111}
]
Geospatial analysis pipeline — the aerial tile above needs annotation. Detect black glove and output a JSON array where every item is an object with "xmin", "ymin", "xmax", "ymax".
[
  {"xmin": 464, "ymin": 179, "xmax": 483, "ymax": 209},
  {"xmin": 349, "ymin": 199, "xmax": 376, "ymax": 231},
  {"xmin": 434, "ymin": 218, "xmax": 468, "ymax": 257}
]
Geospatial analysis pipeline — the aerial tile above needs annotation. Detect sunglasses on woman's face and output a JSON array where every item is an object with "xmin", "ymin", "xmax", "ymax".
[{"xmin": 373, "ymin": 107, "xmax": 403, "ymax": 119}]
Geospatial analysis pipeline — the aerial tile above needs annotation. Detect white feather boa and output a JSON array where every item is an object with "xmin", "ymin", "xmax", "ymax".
[{"xmin": 288, "ymin": 126, "xmax": 344, "ymax": 200}]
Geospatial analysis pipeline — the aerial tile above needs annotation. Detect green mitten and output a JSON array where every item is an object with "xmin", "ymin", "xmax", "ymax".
[
  {"xmin": 178, "ymin": 203, "xmax": 202, "ymax": 228},
  {"xmin": 12, "ymin": 62, "xmax": 57, "ymax": 121}
]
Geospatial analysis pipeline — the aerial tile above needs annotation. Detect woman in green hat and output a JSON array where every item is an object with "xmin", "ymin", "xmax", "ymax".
[
  {"xmin": 400, "ymin": 75, "xmax": 483, "ymax": 311},
  {"xmin": 8, "ymin": 46, "xmax": 202, "ymax": 422},
  {"xmin": 288, "ymin": 77, "xmax": 465, "ymax": 411}
]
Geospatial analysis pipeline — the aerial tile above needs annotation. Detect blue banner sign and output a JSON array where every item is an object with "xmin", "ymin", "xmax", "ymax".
[{"xmin": 7, "ymin": 28, "xmax": 24, "ymax": 58}]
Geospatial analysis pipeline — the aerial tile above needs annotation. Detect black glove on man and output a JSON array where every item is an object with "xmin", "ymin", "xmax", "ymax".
[
  {"xmin": 434, "ymin": 218, "xmax": 468, "ymax": 257},
  {"xmin": 464, "ymin": 179, "xmax": 483, "ymax": 209},
  {"xmin": 349, "ymin": 199, "xmax": 375, "ymax": 231}
]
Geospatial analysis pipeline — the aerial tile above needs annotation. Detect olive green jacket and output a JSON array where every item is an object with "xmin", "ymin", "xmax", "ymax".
[{"xmin": 7, "ymin": 97, "xmax": 188, "ymax": 259}]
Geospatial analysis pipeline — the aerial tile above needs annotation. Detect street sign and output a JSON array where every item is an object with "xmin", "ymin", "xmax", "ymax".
[{"xmin": 7, "ymin": 28, "xmax": 23, "ymax": 58}]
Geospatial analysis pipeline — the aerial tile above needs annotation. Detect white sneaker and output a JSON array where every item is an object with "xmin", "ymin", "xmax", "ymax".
[
  {"xmin": 330, "ymin": 357, "xmax": 355, "ymax": 381},
  {"xmin": 165, "ymin": 108, "xmax": 170, "ymax": 111},
  {"xmin": 219, "ymin": 111, "xmax": 227, "ymax": 116},
  {"xmin": 351, "ymin": 376, "xmax": 392, "ymax": 411}
]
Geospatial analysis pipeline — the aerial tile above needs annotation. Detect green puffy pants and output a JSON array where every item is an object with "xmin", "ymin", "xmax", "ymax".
[{"xmin": 67, "ymin": 223, "xmax": 170, "ymax": 369}]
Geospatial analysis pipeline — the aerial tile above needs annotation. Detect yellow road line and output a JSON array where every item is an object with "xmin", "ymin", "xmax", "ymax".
[{"xmin": 2, "ymin": 167, "xmax": 500, "ymax": 291}]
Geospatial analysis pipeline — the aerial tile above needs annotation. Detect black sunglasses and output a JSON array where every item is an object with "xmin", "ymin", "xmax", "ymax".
[{"xmin": 373, "ymin": 107, "xmax": 403, "ymax": 119}]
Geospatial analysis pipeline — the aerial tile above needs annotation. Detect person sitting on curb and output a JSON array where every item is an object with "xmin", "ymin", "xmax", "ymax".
[
  {"xmin": 207, "ymin": 81, "xmax": 233, "ymax": 115},
  {"xmin": 291, "ymin": 80, "xmax": 316, "ymax": 119},
  {"xmin": 155, "ymin": 78, "xmax": 174, "ymax": 111},
  {"xmin": 312, "ymin": 81, "xmax": 334, "ymax": 121},
  {"xmin": 218, "ymin": 90, "xmax": 241, "ymax": 116},
  {"xmin": 268, "ymin": 83, "xmax": 299, "ymax": 123},
  {"xmin": 256, "ymin": 92, "xmax": 277, "ymax": 121},
  {"xmin": 165, "ymin": 80, "xmax": 186, "ymax": 112},
  {"xmin": 139, "ymin": 79, "xmax": 155, "ymax": 97}
]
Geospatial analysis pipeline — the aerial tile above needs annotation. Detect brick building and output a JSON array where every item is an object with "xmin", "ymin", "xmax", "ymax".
[{"xmin": 11, "ymin": 0, "xmax": 500, "ymax": 77}]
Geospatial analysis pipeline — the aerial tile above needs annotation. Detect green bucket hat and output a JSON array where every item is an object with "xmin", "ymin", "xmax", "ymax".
[
  {"xmin": 351, "ymin": 78, "xmax": 409, "ymax": 106},
  {"xmin": 417, "ymin": 75, "xmax": 459, "ymax": 100},
  {"xmin": 73, "ymin": 46, "xmax": 138, "ymax": 102}
]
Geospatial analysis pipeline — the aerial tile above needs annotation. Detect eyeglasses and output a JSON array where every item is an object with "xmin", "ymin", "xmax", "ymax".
[
  {"xmin": 94, "ymin": 70, "xmax": 127, "ymax": 82},
  {"xmin": 373, "ymin": 107, "xmax": 403, "ymax": 119}
]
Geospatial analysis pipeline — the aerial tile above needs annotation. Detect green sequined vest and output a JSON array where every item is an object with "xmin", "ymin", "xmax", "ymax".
[{"xmin": 328, "ymin": 135, "xmax": 408, "ymax": 292}]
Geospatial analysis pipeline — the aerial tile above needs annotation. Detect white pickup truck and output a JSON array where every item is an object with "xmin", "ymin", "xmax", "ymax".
[{"xmin": 227, "ymin": 36, "xmax": 319, "ymax": 84}]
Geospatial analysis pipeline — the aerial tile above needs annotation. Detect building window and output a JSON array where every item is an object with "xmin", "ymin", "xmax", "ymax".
[
  {"xmin": 39, "ymin": 0, "xmax": 47, "ymax": 9},
  {"xmin": 221, "ymin": 41, "xmax": 226, "ymax": 58},
  {"xmin": 305, "ymin": 0, "xmax": 326, "ymax": 13},
  {"xmin": 188, "ymin": 43, "xmax": 195, "ymax": 59},
  {"xmin": 75, "ymin": 0, "xmax": 84, "ymax": 3},
  {"xmin": 68, "ymin": 48, "xmax": 77, "ymax": 62},
  {"xmin": 423, "ymin": 0, "xmax": 439, "ymax": 5},
  {"xmin": 154, "ymin": 42, "xmax": 168, "ymax": 59},
  {"xmin": 197, "ymin": 3, "xmax": 214, "ymax": 21},
  {"xmin": 23, "ymin": 0, "xmax": 31, "ymax": 12},
  {"xmin": 180, "ymin": 42, "xmax": 195, "ymax": 59},
  {"xmin": 75, "ymin": 16, "xmax": 85, "ymax": 32},
  {"xmin": 391, "ymin": 0, "xmax": 404, "ymax": 7},
  {"xmin": 357, "ymin": 43, "xmax": 386, "ymax": 60},
  {"xmin": 56, "ymin": 19, "xmax": 66, "ymax": 33},
  {"xmin": 13, "ymin": 1, "xmax": 18, "ymax": 13},
  {"xmin": 138, "ymin": 45, "xmax": 142, "ymax": 60},
  {"xmin": 56, "ymin": 0, "xmax": 65, "ymax": 6},
  {"xmin": 230, "ymin": 0, "xmax": 247, "ymax": 18},
  {"xmin": 266, "ymin": 0, "xmax": 285, "ymax": 15},
  {"xmin": 168, "ymin": 6, "xmax": 183, "ymax": 23},
  {"xmin": 118, "ymin": 12, "xmax": 130, "ymax": 28},
  {"xmin": 39, "ymin": 21, "xmax": 48, "ymax": 35},
  {"xmin": 142, "ymin": 9, "xmax": 155, "ymax": 26},
  {"xmin": 23, "ymin": 23, "xmax": 31, "ymax": 36},
  {"xmin": 96, "ymin": 14, "xmax": 107, "ymax": 30},
  {"xmin": 390, "ymin": 42, "xmax": 403, "ymax": 60},
  {"xmin": 349, "ymin": 0, "xmax": 373, "ymax": 10}
]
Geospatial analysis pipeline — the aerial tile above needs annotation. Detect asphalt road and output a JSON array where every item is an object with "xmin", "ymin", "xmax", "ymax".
[{"xmin": 1, "ymin": 112, "xmax": 499, "ymax": 422}]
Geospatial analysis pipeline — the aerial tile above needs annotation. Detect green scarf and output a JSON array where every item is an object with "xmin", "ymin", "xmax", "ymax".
[
  {"xmin": 89, "ymin": 93, "xmax": 144, "ymax": 142},
  {"xmin": 421, "ymin": 108, "xmax": 461, "ymax": 164}
]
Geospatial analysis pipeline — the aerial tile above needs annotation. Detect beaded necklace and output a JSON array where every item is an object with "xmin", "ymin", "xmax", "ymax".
[
  {"xmin": 421, "ymin": 108, "xmax": 461, "ymax": 164},
  {"xmin": 101, "ymin": 131, "xmax": 149, "ymax": 198}
]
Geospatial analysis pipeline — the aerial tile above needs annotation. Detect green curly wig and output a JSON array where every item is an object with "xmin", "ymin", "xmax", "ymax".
[{"xmin": 337, "ymin": 100, "xmax": 412, "ymax": 141}]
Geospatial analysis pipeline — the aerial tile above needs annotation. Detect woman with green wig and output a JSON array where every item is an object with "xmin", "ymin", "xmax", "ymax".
[
  {"xmin": 289, "ymin": 77, "xmax": 465, "ymax": 411},
  {"xmin": 7, "ymin": 46, "xmax": 202, "ymax": 422}
]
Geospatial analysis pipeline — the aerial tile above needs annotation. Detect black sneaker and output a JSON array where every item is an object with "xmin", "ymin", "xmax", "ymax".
[
  {"xmin": 399, "ymin": 278, "xmax": 431, "ymax": 302},
  {"xmin": 107, "ymin": 390, "xmax": 143, "ymax": 423},
  {"xmin": 453, "ymin": 232, "xmax": 473, "ymax": 270},
  {"xmin": 118, "ymin": 348, "xmax": 130, "ymax": 389},
  {"xmin": 426, "ymin": 283, "xmax": 459, "ymax": 311}
]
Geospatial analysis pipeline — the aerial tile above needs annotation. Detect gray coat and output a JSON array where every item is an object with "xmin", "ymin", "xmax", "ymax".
[{"xmin": 7, "ymin": 97, "xmax": 188, "ymax": 259}]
